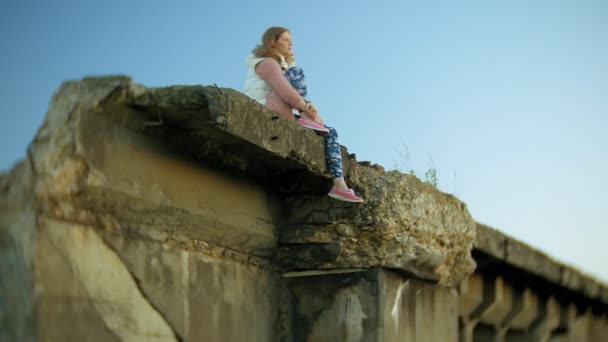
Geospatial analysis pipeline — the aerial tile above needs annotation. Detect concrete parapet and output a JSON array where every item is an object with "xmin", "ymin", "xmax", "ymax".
[
  {"xmin": 458, "ymin": 273, "xmax": 484, "ymax": 318},
  {"xmin": 505, "ymin": 240, "xmax": 561, "ymax": 286}
]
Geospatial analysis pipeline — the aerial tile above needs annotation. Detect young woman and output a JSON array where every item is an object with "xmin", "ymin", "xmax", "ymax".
[{"xmin": 244, "ymin": 26, "xmax": 363, "ymax": 203}]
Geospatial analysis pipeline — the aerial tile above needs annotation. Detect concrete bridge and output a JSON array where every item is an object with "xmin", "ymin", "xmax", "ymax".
[{"xmin": 1, "ymin": 76, "xmax": 606, "ymax": 341}]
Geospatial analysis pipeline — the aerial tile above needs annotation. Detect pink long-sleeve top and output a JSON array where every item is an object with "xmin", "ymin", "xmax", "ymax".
[{"xmin": 255, "ymin": 59, "xmax": 304, "ymax": 120}]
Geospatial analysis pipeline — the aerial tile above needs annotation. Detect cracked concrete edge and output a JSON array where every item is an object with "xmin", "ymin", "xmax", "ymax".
[
  {"xmin": 161, "ymin": 235, "xmax": 273, "ymax": 270},
  {"xmin": 475, "ymin": 223, "xmax": 607, "ymax": 304},
  {"xmin": 44, "ymin": 198, "xmax": 276, "ymax": 270}
]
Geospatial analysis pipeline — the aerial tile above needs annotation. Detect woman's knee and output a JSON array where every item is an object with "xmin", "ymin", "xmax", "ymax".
[{"xmin": 326, "ymin": 127, "xmax": 338, "ymax": 138}]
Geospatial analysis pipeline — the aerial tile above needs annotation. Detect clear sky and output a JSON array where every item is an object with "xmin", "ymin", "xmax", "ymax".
[{"xmin": 1, "ymin": 1, "xmax": 607, "ymax": 282}]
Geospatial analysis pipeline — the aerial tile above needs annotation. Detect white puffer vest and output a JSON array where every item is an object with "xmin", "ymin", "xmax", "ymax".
[{"xmin": 244, "ymin": 54, "xmax": 295, "ymax": 105}]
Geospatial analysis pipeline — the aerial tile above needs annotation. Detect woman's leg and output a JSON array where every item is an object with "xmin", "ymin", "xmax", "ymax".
[
  {"xmin": 325, "ymin": 127, "xmax": 364, "ymax": 202},
  {"xmin": 325, "ymin": 126, "xmax": 346, "ymax": 182},
  {"xmin": 284, "ymin": 66, "xmax": 308, "ymax": 101}
]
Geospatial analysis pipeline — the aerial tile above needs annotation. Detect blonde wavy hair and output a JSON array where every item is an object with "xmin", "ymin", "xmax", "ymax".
[{"xmin": 252, "ymin": 26, "xmax": 294, "ymax": 64}]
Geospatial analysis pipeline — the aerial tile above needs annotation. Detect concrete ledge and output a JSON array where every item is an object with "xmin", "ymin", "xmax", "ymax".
[
  {"xmin": 505, "ymin": 237, "xmax": 562, "ymax": 284},
  {"xmin": 114, "ymin": 76, "xmax": 339, "ymax": 193}
]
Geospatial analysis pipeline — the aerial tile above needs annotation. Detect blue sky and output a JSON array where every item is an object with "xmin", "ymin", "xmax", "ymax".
[{"xmin": 2, "ymin": 0, "xmax": 607, "ymax": 282}]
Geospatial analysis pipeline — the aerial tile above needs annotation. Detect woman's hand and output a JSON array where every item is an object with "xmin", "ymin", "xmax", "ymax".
[{"xmin": 304, "ymin": 103, "xmax": 323, "ymax": 124}]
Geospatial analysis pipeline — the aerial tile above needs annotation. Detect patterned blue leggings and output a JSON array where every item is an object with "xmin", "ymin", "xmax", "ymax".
[{"xmin": 284, "ymin": 66, "xmax": 343, "ymax": 178}]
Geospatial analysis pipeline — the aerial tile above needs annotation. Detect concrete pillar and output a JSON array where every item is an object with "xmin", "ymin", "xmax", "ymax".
[
  {"xmin": 504, "ymin": 293, "xmax": 553, "ymax": 342},
  {"xmin": 551, "ymin": 302, "xmax": 577, "ymax": 340},
  {"xmin": 458, "ymin": 273, "xmax": 484, "ymax": 342},
  {"xmin": 509, "ymin": 288, "xmax": 539, "ymax": 331},
  {"xmin": 459, "ymin": 317, "xmax": 475, "ymax": 342},
  {"xmin": 495, "ymin": 287, "xmax": 539, "ymax": 342},
  {"xmin": 529, "ymin": 296, "xmax": 561, "ymax": 342},
  {"xmin": 458, "ymin": 273, "xmax": 484, "ymax": 318},
  {"xmin": 478, "ymin": 276, "xmax": 514, "ymax": 342},
  {"xmin": 472, "ymin": 275, "xmax": 512, "ymax": 342},
  {"xmin": 479, "ymin": 277, "xmax": 513, "ymax": 326},
  {"xmin": 563, "ymin": 303, "xmax": 577, "ymax": 326}
]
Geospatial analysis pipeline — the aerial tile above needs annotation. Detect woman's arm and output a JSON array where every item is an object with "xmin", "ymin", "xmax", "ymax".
[{"xmin": 256, "ymin": 59, "xmax": 308, "ymax": 112}]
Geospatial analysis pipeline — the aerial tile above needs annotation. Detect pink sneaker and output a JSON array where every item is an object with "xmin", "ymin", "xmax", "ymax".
[
  {"xmin": 297, "ymin": 118, "xmax": 330, "ymax": 134},
  {"xmin": 328, "ymin": 187, "xmax": 364, "ymax": 203}
]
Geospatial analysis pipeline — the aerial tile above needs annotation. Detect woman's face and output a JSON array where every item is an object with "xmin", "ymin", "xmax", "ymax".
[{"xmin": 275, "ymin": 31, "xmax": 292, "ymax": 56}]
